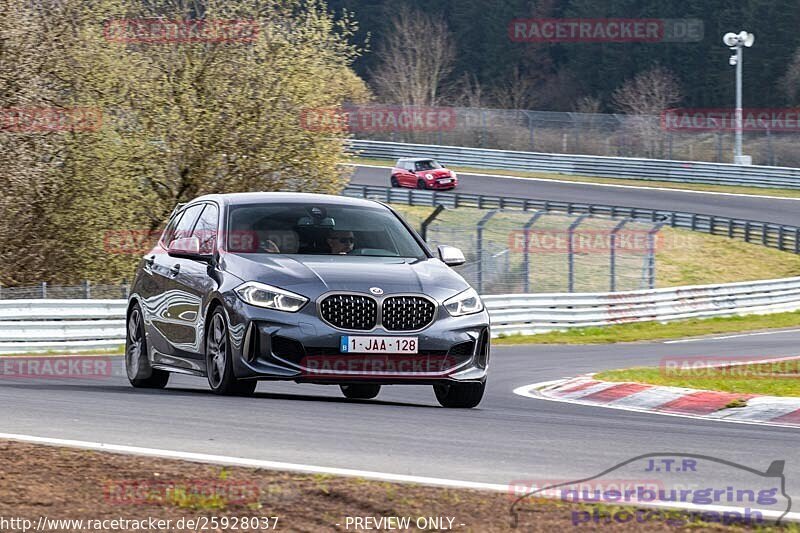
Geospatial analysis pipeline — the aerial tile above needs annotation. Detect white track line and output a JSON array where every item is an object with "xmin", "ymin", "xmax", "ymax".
[
  {"xmin": 3, "ymin": 431, "xmax": 798, "ymax": 523},
  {"xmin": 345, "ymin": 163, "xmax": 800, "ymax": 202},
  {"xmin": 0, "ymin": 432, "xmax": 508, "ymax": 492},
  {"xmin": 664, "ymin": 329, "xmax": 800, "ymax": 344}
]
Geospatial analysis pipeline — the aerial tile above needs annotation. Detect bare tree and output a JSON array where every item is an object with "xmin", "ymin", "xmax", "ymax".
[
  {"xmin": 453, "ymin": 73, "xmax": 486, "ymax": 108},
  {"xmin": 573, "ymin": 96, "xmax": 602, "ymax": 114},
  {"xmin": 780, "ymin": 47, "xmax": 800, "ymax": 103},
  {"xmin": 369, "ymin": 6, "xmax": 455, "ymax": 107},
  {"xmin": 612, "ymin": 66, "xmax": 682, "ymax": 157},
  {"xmin": 611, "ymin": 66, "xmax": 682, "ymax": 116},
  {"xmin": 490, "ymin": 65, "xmax": 538, "ymax": 110}
]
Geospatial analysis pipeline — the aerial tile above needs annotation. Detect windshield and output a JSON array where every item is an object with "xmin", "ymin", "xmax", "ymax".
[
  {"xmin": 227, "ymin": 202, "xmax": 427, "ymax": 259},
  {"xmin": 414, "ymin": 160, "xmax": 443, "ymax": 171}
]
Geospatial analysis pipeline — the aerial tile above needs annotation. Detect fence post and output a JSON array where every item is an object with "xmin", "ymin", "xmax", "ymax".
[
  {"xmin": 84, "ymin": 280, "xmax": 91, "ymax": 299},
  {"xmin": 609, "ymin": 219, "xmax": 630, "ymax": 292},
  {"xmin": 41, "ymin": 281, "xmax": 47, "ymax": 298},
  {"xmin": 522, "ymin": 212, "xmax": 545, "ymax": 293},
  {"xmin": 796, "ymin": 229, "xmax": 800, "ymax": 254},
  {"xmin": 420, "ymin": 205, "xmax": 446, "ymax": 241},
  {"xmin": 647, "ymin": 223, "xmax": 666, "ymax": 289},
  {"xmin": 122, "ymin": 279, "xmax": 129, "ymax": 299},
  {"xmin": 568, "ymin": 214, "xmax": 590, "ymax": 293},
  {"xmin": 476, "ymin": 211, "xmax": 497, "ymax": 294}
]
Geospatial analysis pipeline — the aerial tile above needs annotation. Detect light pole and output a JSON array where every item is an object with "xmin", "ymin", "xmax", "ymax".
[{"xmin": 723, "ymin": 31, "xmax": 755, "ymax": 165}]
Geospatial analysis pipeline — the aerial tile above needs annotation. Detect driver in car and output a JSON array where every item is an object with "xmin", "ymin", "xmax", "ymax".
[{"xmin": 327, "ymin": 230, "xmax": 355, "ymax": 255}]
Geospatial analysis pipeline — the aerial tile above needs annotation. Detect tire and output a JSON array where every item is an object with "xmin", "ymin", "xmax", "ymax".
[
  {"xmin": 434, "ymin": 381, "xmax": 485, "ymax": 408},
  {"xmin": 417, "ymin": 179, "xmax": 427, "ymax": 190},
  {"xmin": 340, "ymin": 384, "xmax": 381, "ymax": 399},
  {"xmin": 206, "ymin": 308, "xmax": 257, "ymax": 396},
  {"xmin": 125, "ymin": 304, "xmax": 169, "ymax": 389},
  {"xmin": 390, "ymin": 176, "xmax": 400, "ymax": 187}
]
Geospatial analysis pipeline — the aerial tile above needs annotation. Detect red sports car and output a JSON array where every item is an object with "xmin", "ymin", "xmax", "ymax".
[{"xmin": 390, "ymin": 158, "xmax": 458, "ymax": 190}]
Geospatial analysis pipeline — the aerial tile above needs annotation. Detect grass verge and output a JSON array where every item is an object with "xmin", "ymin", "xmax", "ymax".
[
  {"xmin": 594, "ymin": 357, "xmax": 800, "ymax": 397},
  {"xmin": 0, "ymin": 440, "xmax": 792, "ymax": 531},
  {"xmin": 493, "ymin": 311, "xmax": 800, "ymax": 345},
  {"xmin": 345, "ymin": 156, "xmax": 800, "ymax": 199},
  {"xmin": 388, "ymin": 203, "xmax": 800, "ymax": 290}
]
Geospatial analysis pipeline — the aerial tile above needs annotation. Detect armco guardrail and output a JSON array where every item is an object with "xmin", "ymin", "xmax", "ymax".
[
  {"xmin": 485, "ymin": 277, "xmax": 800, "ymax": 336},
  {"xmin": 344, "ymin": 185, "xmax": 800, "ymax": 254},
  {"xmin": 4, "ymin": 278, "xmax": 800, "ymax": 351},
  {"xmin": 348, "ymin": 139, "xmax": 800, "ymax": 190},
  {"xmin": 0, "ymin": 300, "xmax": 127, "ymax": 354}
]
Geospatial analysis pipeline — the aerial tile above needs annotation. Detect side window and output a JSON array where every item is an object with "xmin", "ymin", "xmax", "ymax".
[
  {"xmin": 160, "ymin": 211, "xmax": 184, "ymax": 248},
  {"xmin": 169, "ymin": 204, "xmax": 205, "ymax": 247},
  {"xmin": 192, "ymin": 204, "xmax": 219, "ymax": 254}
]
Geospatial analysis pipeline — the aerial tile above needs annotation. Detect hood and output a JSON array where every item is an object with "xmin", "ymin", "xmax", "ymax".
[{"xmin": 221, "ymin": 253, "xmax": 470, "ymax": 302}]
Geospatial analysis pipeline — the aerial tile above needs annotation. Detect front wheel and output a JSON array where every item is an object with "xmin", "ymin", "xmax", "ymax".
[
  {"xmin": 434, "ymin": 381, "xmax": 485, "ymax": 408},
  {"xmin": 125, "ymin": 304, "xmax": 169, "ymax": 389},
  {"xmin": 390, "ymin": 176, "xmax": 400, "ymax": 187},
  {"xmin": 206, "ymin": 309, "xmax": 257, "ymax": 396},
  {"xmin": 340, "ymin": 384, "xmax": 381, "ymax": 399},
  {"xmin": 417, "ymin": 179, "xmax": 427, "ymax": 190}
]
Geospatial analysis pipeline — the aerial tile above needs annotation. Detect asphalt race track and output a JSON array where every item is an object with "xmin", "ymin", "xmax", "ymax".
[
  {"xmin": 3, "ymin": 166, "xmax": 798, "ymax": 520},
  {"xmin": 350, "ymin": 164, "xmax": 800, "ymax": 227},
  {"xmin": 2, "ymin": 331, "xmax": 799, "ymax": 510}
]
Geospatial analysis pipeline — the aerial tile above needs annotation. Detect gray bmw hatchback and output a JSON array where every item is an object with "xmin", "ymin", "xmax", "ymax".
[{"xmin": 126, "ymin": 192, "xmax": 490, "ymax": 407}]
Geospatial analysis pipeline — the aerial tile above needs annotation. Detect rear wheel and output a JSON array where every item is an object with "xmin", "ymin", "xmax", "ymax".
[
  {"xmin": 434, "ymin": 381, "xmax": 485, "ymax": 408},
  {"xmin": 340, "ymin": 384, "xmax": 381, "ymax": 399},
  {"xmin": 125, "ymin": 304, "xmax": 169, "ymax": 389},
  {"xmin": 390, "ymin": 176, "xmax": 400, "ymax": 187},
  {"xmin": 206, "ymin": 309, "xmax": 257, "ymax": 396},
  {"xmin": 417, "ymin": 179, "xmax": 427, "ymax": 189}
]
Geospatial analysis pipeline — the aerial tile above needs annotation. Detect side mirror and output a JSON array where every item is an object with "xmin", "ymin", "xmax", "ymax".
[
  {"xmin": 168, "ymin": 236, "xmax": 210, "ymax": 260},
  {"xmin": 438, "ymin": 245, "xmax": 465, "ymax": 267}
]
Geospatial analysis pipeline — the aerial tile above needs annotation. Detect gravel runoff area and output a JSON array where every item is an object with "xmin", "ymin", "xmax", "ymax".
[{"xmin": 0, "ymin": 440, "xmax": 793, "ymax": 532}]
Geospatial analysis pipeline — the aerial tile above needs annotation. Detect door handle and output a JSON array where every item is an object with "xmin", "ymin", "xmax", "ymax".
[{"xmin": 169, "ymin": 264, "xmax": 181, "ymax": 276}]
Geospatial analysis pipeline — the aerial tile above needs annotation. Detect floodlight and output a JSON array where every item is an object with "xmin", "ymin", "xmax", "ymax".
[{"xmin": 723, "ymin": 32, "xmax": 738, "ymax": 47}]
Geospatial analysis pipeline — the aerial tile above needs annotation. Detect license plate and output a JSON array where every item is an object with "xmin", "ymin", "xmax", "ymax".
[
  {"xmin": 340, "ymin": 336, "xmax": 418, "ymax": 354},
  {"xmin": 438, "ymin": 178, "xmax": 452, "ymax": 184}
]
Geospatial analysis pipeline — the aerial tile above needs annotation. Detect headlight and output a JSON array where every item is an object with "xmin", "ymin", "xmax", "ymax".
[
  {"xmin": 425, "ymin": 173, "xmax": 434, "ymax": 180},
  {"xmin": 234, "ymin": 281, "xmax": 307, "ymax": 312},
  {"xmin": 444, "ymin": 287, "xmax": 484, "ymax": 316}
]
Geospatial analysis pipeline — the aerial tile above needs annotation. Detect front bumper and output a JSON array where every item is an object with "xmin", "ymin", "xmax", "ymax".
[
  {"xmin": 427, "ymin": 179, "xmax": 457, "ymax": 189},
  {"xmin": 225, "ymin": 296, "xmax": 489, "ymax": 385}
]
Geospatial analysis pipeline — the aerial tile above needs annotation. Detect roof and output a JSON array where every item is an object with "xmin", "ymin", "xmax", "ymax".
[
  {"xmin": 397, "ymin": 157, "xmax": 439, "ymax": 162},
  {"xmin": 186, "ymin": 191, "xmax": 384, "ymax": 209}
]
